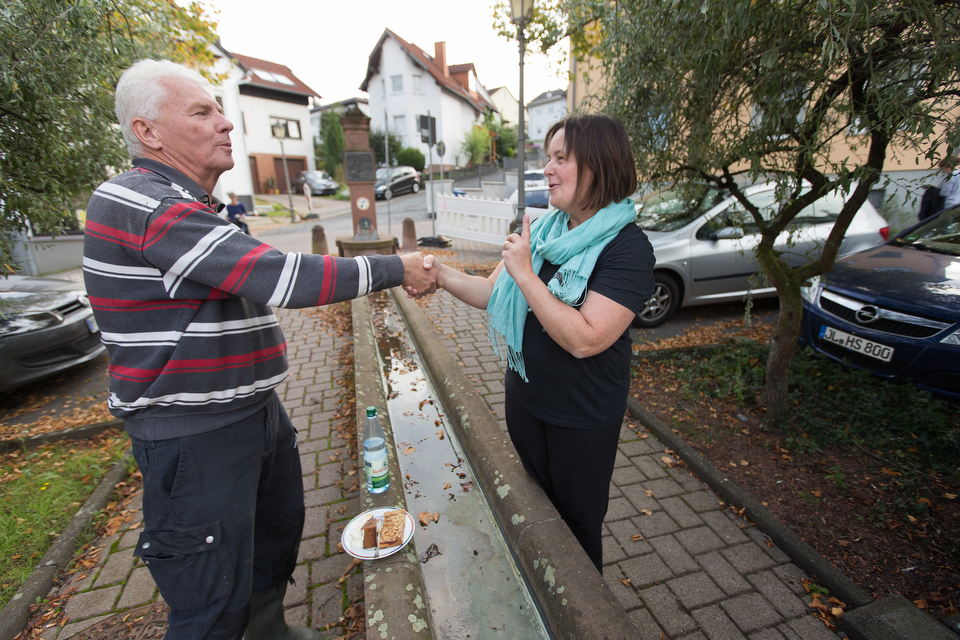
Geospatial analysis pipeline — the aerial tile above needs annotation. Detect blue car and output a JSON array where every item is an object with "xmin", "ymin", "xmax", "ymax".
[{"xmin": 799, "ymin": 205, "xmax": 960, "ymax": 401}]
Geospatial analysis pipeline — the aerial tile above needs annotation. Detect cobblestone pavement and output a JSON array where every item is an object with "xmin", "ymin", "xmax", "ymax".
[
  {"xmin": 36, "ymin": 306, "xmax": 364, "ymax": 639},
  {"xmin": 24, "ymin": 226, "xmax": 845, "ymax": 639},
  {"xmin": 415, "ymin": 289, "xmax": 844, "ymax": 640}
]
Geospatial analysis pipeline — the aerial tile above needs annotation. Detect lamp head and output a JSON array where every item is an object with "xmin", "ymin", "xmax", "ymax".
[
  {"xmin": 510, "ymin": 0, "xmax": 534, "ymax": 25},
  {"xmin": 271, "ymin": 123, "xmax": 286, "ymax": 138}
]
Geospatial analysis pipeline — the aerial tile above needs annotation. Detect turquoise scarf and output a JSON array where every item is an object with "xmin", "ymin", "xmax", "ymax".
[{"xmin": 487, "ymin": 198, "xmax": 636, "ymax": 381}]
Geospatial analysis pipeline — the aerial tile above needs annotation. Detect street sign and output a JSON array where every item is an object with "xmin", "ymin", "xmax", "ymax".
[
  {"xmin": 419, "ymin": 115, "xmax": 436, "ymax": 146},
  {"xmin": 436, "ymin": 140, "xmax": 446, "ymax": 157}
]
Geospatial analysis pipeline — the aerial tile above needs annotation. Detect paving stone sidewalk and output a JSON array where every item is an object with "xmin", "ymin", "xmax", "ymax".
[
  {"xmin": 33, "ymin": 306, "xmax": 366, "ymax": 639},
  {"xmin": 21, "ymin": 235, "xmax": 845, "ymax": 640},
  {"xmin": 415, "ymin": 290, "xmax": 844, "ymax": 640}
]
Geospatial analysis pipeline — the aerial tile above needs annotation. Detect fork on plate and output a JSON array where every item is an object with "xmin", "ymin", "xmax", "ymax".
[{"xmin": 373, "ymin": 516, "xmax": 383, "ymax": 559}]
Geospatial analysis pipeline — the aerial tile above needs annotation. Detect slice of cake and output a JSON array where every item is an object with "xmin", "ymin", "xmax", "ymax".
[
  {"xmin": 378, "ymin": 510, "xmax": 405, "ymax": 548},
  {"xmin": 361, "ymin": 516, "xmax": 379, "ymax": 549}
]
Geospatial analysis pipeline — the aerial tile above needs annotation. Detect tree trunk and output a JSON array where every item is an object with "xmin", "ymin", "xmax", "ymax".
[{"xmin": 762, "ymin": 283, "xmax": 803, "ymax": 421}]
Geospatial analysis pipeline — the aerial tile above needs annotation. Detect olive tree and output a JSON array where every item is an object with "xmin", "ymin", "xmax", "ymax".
[
  {"xmin": 553, "ymin": 0, "xmax": 960, "ymax": 420},
  {"xmin": 0, "ymin": 0, "xmax": 218, "ymax": 270}
]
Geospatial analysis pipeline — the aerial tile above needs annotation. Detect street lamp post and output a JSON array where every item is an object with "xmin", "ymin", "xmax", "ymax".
[
  {"xmin": 271, "ymin": 122, "xmax": 296, "ymax": 223},
  {"xmin": 510, "ymin": 0, "xmax": 534, "ymax": 229}
]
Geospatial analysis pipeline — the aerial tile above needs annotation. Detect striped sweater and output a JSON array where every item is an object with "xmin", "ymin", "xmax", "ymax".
[{"xmin": 83, "ymin": 159, "xmax": 404, "ymax": 440}]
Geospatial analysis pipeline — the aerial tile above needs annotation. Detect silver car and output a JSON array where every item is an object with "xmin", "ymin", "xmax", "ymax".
[
  {"xmin": 634, "ymin": 182, "xmax": 890, "ymax": 327},
  {"xmin": 0, "ymin": 275, "xmax": 105, "ymax": 392}
]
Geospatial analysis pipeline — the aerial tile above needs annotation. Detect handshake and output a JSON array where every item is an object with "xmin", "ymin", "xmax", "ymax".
[{"xmin": 400, "ymin": 253, "xmax": 442, "ymax": 299}]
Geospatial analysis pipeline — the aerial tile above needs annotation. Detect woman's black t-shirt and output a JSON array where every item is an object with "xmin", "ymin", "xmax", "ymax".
[{"xmin": 505, "ymin": 223, "xmax": 655, "ymax": 428}]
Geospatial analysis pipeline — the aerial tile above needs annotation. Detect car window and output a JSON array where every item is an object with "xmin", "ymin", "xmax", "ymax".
[
  {"xmin": 696, "ymin": 189, "xmax": 779, "ymax": 239},
  {"xmin": 526, "ymin": 190, "xmax": 551, "ymax": 209},
  {"xmin": 792, "ymin": 190, "xmax": 845, "ymax": 226},
  {"xmin": 898, "ymin": 207, "xmax": 960, "ymax": 256},
  {"xmin": 376, "ymin": 168, "xmax": 390, "ymax": 180},
  {"xmin": 636, "ymin": 184, "xmax": 727, "ymax": 232}
]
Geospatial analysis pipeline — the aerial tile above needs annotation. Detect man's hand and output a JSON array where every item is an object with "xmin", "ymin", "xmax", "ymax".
[{"xmin": 400, "ymin": 252, "xmax": 437, "ymax": 298}]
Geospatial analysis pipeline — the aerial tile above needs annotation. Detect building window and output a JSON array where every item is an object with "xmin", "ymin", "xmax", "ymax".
[
  {"xmin": 270, "ymin": 118, "xmax": 302, "ymax": 139},
  {"xmin": 391, "ymin": 75, "xmax": 403, "ymax": 92},
  {"xmin": 412, "ymin": 74, "xmax": 422, "ymax": 93},
  {"xmin": 394, "ymin": 115, "xmax": 406, "ymax": 137}
]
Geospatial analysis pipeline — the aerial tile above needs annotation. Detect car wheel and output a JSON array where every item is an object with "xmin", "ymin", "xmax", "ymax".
[
  {"xmin": 412, "ymin": 181, "xmax": 420, "ymax": 193},
  {"xmin": 634, "ymin": 272, "xmax": 680, "ymax": 328}
]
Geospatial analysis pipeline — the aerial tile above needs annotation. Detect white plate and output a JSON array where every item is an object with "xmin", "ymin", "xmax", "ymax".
[{"xmin": 341, "ymin": 507, "xmax": 415, "ymax": 560}]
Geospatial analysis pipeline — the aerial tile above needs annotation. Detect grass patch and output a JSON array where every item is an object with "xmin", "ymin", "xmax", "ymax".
[
  {"xmin": 0, "ymin": 432, "xmax": 128, "ymax": 610},
  {"xmin": 666, "ymin": 341, "xmax": 960, "ymax": 478}
]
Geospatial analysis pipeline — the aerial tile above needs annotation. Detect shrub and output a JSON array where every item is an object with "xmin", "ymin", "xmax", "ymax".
[{"xmin": 396, "ymin": 147, "xmax": 425, "ymax": 172}]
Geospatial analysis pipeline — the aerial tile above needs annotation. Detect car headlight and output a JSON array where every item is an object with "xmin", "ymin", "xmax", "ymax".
[
  {"xmin": 941, "ymin": 329, "xmax": 960, "ymax": 346},
  {"xmin": 800, "ymin": 275, "xmax": 821, "ymax": 305},
  {"xmin": 0, "ymin": 310, "xmax": 63, "ymax": 337}
]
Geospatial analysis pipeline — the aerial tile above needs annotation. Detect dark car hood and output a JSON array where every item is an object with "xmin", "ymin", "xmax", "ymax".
[{"xmin": 822, "ymin": 243, "xmax": 960, "ymax": 320}]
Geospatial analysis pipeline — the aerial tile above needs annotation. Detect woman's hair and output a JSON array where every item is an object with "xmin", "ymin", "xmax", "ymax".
[
  {"xmin": 544, "ymin": 113, "xmax": 638, "ymax": 212},
  {"xmin": 114, "ymin": 59, "xmax": 212, "ymax": 158}
]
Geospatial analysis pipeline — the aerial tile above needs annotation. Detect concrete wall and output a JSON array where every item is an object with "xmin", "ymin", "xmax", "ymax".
[{"xmin": 9, "ymin": 234, "xmax": 84, "ymax": 277}]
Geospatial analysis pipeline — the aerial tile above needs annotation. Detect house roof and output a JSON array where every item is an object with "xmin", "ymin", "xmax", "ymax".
[
  {"xmin": 228, "ymin": 51, "xmax": 319, "ymax": 98},
  {"xmin": 312, "ymin": 97, "xmax": 369, "ymax": 114},
  {"xmin": 529, "ymin": 89, "xmax": 566, "ymax": 107},
  {"xmin": 360, "ymin": 29, "xmax": 495, "ymax": 115}
]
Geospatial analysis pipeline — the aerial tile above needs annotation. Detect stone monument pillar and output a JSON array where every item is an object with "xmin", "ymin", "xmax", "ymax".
[{"xmin": 337, "ymin": 106, "xmax": 397, "ymax": 257}]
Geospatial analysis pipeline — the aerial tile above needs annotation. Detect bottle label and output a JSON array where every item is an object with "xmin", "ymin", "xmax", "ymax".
[{"xmin": 364, "ymin": 448, "xmax": 389, "ymax": 491}]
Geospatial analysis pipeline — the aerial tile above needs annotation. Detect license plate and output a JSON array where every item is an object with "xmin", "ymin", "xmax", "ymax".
[
  {"xmin": 819, "ymin": 325, "xmax": 893, "ymax": 362},
  {"xmin": 85, "ymin": 316, "xmax": 99, "ymax": 333}
]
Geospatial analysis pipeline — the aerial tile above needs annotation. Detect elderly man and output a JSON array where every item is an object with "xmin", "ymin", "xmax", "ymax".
[{"xmin": 83, "ymin": 59, "xmax": 433, "ymax": 639}]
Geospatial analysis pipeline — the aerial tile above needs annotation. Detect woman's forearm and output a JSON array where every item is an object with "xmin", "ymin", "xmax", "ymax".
[{"xmin": 429, "ymin": 258, "xmax": 501, "ymax": 310}]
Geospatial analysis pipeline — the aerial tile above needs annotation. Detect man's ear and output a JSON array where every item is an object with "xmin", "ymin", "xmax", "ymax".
[{"xmin": 131, "ymin": 117, "xmax": 163, "ymax": 151}]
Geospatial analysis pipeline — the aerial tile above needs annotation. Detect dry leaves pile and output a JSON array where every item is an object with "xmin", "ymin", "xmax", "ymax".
[{"xmin": 0, "ymin": 395, "xmax": 113, "ymax": 442}]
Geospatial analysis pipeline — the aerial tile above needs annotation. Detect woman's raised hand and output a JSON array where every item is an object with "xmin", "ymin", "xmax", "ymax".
[{"xmin": 502, "ymin": 214, "xmax": 533, "ymax": 282}]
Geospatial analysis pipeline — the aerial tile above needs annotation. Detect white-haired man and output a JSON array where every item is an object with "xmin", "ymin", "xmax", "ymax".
[{"xmin": 83, "ymin": 59, "xmax": 433, "ymax": 639}]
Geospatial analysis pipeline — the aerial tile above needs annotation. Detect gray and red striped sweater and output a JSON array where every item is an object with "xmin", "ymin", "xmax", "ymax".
[{"xmin": 83, "ymin": 159, "xmax": 403, "ymax": 441}]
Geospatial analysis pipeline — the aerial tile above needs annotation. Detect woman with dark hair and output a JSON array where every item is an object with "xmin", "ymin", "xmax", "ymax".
[{"xmin": 423, "ymin": 113, "xmax": 655, "ymax": 571}]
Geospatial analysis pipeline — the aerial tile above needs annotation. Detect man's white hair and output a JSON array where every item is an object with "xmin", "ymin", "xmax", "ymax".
[{"xmin": 115, "ymin": 59, "xmax": 213, "ymax": 158}]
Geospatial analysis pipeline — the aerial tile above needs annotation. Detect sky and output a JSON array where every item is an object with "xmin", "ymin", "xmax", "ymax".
[{"xmin": 207, "ymin": 0, "xmax": 569, "ymax": 107}]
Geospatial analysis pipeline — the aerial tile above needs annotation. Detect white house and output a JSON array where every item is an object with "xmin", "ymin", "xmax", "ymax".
[
  {"xmin": 527, "ymin": 89, "xmax": 567, "ymax": 145},
  {"xmin": 310, "ymin": 98, "xmax": 370, "ymax": 147},
  {"xmin": 360, "ymin": 30, "xmax": 497, "ymax": 170},
  {"xmin": 209, "ymin": 45, "xmax": 319, "ymax": 202},
  {"xmin": 489, "ymin": 86, "xmax": 524, "ymax": 128}
]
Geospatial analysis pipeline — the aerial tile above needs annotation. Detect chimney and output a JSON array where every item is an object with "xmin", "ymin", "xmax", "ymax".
[{"xmin": 435, "ymin": 42, "xmax": 449, "ymax": 77}]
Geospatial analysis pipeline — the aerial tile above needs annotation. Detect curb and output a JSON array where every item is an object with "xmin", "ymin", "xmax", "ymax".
[
  {"xmin": 392, "ymin": 290, "xmax": 641, "ymax": 640},
  {"xmin": 0, "ymin": 420, "xmax": 124, "ymax": 454},
  {"xmin": 625, "ymin": 396, "xmax": 959, "ymax": 640},
  {"xmin": 0, "ymin": 449, "xmax": 133, "ymax": 640},
  {"xmin": 624, "ymin": 397, "xmax": 874, "ymax": 609}
]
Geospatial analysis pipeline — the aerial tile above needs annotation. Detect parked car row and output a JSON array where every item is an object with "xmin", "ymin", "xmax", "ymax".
[{"xmin": 0, "ymin": 276, "xmax": 105, "ymax": 393}]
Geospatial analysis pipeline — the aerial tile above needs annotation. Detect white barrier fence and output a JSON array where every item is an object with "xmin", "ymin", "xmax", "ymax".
[{"xmin": 435, "ymin": 192, "xmax": 515, "ymax": 246}]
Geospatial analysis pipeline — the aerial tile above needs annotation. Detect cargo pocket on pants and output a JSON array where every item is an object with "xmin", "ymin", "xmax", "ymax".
[{"xmin": 134, "ymin": 522, "xmax": 233, "ymax": 610}]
